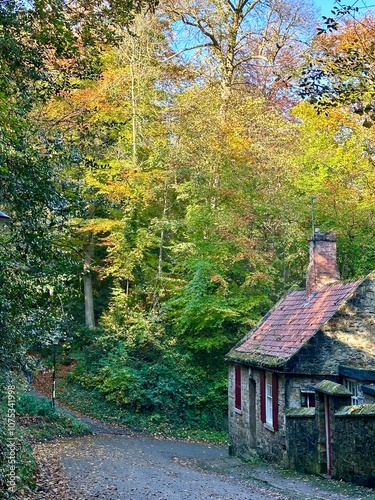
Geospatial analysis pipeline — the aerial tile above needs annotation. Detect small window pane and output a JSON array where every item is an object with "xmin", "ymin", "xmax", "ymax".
[{"xmin": 301, "ymin": 392, "xmax": 315, "ymax": 408}]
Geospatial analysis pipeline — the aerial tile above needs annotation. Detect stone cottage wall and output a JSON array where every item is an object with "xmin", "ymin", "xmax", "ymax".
[
  {"xmin": 228, "ymin": 364, "xmax": 287, "ymax": 461},
  {"xmin": 332, "ymin": 405, "xmax": 375, "ymax": 487},
  {"xmin": 252, "ymin": 369, "xmax": 286, "ymax": 462},
  {"xmin": 285, "ymin": 376, "xmax": 325, "ymax": 409},
  {"xmin": 321, "ymin": 276, "xmax": 375, "ymax": 371},
  {"xmin": 228, "ymin": 364, "xmax": 251, "ymax": 455},
  {"xmin": 285, "ymin": 409, "xmax": 319, "ymax": 473}
]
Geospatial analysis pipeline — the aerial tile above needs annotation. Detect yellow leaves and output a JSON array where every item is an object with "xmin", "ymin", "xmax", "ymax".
[
  {"xmin": 291, "ymin": 101, "xmax": 375, "ymax": 226},
  {"xmin": 210, "ymin": 273, "xmax": 228, "ymax": 290},
  {"xmin": 75, "ymin": 218, "xmax": 123, "ymax": 235},
  {"xmin": 84, "ymin": 162, "xmax": 161, "ymax": 205}
]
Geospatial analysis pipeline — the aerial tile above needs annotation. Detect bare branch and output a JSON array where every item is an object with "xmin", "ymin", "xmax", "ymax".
[
  {"xmin": 163, "ymin": 43, "xmax": 214, "ymax": 61},
  {"xmin": 243, "ymin": 0, "xmax": 263, "ymax": 18}
]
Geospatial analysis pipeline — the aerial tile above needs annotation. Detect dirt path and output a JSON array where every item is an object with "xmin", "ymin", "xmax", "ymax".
[{"xmin": 29, "ymin": 413, "xmax": 375, "ymax": 500}]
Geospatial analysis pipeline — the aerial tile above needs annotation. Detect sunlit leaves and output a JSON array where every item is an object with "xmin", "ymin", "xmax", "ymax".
[
  {"xmin": 291, "ymin": 102, "xmax": 375, "ymax": 276},
  {"xmin": 299, "ymin": 15, "xmax": 375, "ymax": 125}
]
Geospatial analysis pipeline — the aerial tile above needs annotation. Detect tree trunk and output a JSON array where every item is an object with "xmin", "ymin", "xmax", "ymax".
[{"xmin": 83, "ymin": 234, "xmax": 95, "ymax": 329}]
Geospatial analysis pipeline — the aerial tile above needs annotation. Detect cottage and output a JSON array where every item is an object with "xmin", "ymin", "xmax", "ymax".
[{"xmin": 226, "ymin": 230, "xmax": 375, "ymax": 484}]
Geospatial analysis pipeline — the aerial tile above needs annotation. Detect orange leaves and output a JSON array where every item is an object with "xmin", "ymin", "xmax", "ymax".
[{"xmin": 315, "ymin": 15, "xmax": 375, "ymax": 56}]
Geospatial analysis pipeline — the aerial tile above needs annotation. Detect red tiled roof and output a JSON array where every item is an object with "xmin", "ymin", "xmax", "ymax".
[{"xmin": 233, "ymin": 280, "xmax": 363, "ymax": 363}]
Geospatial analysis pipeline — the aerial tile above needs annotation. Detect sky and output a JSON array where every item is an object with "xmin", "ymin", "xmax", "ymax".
[
  {"xmin": 314, "ymin": 0, "xmax": 336, "ymax": 18},
  {"xmin": 314, "ymin": 0, "xmax": 375, "ymax": 19}
]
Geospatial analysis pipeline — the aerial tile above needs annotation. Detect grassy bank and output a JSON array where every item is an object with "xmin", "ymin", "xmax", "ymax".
[
  {"xmin": 0, "ymin": 388, "xmax": 90, "ymax": 498},
  {"xmin": 16, "ymin": 391, "xmax": 91, "ymax": 442}
]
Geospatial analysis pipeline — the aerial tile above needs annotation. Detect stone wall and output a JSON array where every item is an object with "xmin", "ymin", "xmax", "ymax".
[
  {"xmin": 229, "ymin": 361, "xmax": 375, "ymax": 486},
  {"xmin": 286, "ymin": 409, "xmax": 319, "ymax": 473},
  {"xmin": 228, "ymin": 364, "xmax": 251, "ymax": 455},
  {"xmin": 285, "ymin": 403, "xmax": 375, "ymax": 485},
  {"xmin": 285, "ymin": 375, "xmax": 325, "ymax": 409},
  {"xmin": 228, "ymin": 364, "xmax": 287, "ymax": 462},
  {"xmin": 322, "ymin": 276, "xmax": 375, "ymax": 370},
  {"xmin": 332, "ymin": 405, "xmax": 375, "ymax": 487}
]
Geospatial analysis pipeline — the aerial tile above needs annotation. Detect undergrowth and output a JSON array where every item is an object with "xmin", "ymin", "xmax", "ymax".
[
  {"xmin": 16, "ymin": 391, "xmax": 91, "ymax": 442},
  {"xmin": 57, "ymin": 375, "xmax": 228, "ymax": 444}
]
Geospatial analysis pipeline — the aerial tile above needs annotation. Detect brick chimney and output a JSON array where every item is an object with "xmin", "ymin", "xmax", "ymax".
[{"xmin": 306, "ymin": 229, "xmax": 340, "ymax": 297}]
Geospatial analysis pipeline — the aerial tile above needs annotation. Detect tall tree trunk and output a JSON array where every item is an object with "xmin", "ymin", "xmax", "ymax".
[
  {"xmin": 83, "ymin": 189, "xmax": 96, "ymax": 333},
  {"xmin": 83, "ymin": 234, "xmax": 95, "ymax": 328}
]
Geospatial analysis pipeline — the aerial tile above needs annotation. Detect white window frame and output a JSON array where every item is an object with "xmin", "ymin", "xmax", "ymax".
[
  {"xmin": 265, "ymin": 372, "xmax": 273, "ymax": 425},
  {"xmin": 344, "ymin": 378, "xmax": 364, "ymax": 406},
  {"xmin": 301, "ymin": 390, "xmax": 316, "ymax": 408}
]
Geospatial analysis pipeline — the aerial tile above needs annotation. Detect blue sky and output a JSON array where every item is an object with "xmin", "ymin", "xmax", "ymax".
[
  {"xmin": 314, "ymin": 0, "xmax": 336, "ymax": 18},
  {"xmin": 314, "ymin": 0, "xmax": 375, "ymax": 19}
]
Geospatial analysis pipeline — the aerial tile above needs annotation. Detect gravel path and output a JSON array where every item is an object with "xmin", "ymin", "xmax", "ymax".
[
  {"xmin": 32, "ymin": 430, "xmax": 375, "ymax": 500},
  {"xmin": 27, "ymin": 403, "xmax": 375, "ymax": 500},
  {"xmin": 60, "ymin": 435, "xmax": 273, "ymax": 500}
]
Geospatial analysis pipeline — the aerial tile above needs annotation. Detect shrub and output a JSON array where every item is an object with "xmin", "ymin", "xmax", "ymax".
[{"xmin": 16, "ymin": 392, "xmax": 56, "ymax": 419}]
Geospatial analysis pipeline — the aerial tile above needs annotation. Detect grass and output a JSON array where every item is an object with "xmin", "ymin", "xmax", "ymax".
[{"xmin": 16, "ymin": 391, "xmax": 91, "ymax": 442}]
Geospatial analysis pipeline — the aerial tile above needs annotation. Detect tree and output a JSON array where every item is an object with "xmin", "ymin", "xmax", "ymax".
[
  {"xmin": 162, "ymin": 0, "xmax": 317, "ymax": 100},
  {"xmin": 0, "ymin": 0, "xmax": 73, "ymax": 370},
  {"xmin": 0, "ymin": 0, "xmax": 159, "ymax": 364},
  {"xmin": 291, "ymin": 102, "xmax": 375, "ymax": 277},
  {"xmin": 299, "ymin": 11, "xmax": 375, "ymax": 125},
  {"xmin": 158, "ymin": 82, "xmax": 307, "ymax": 359},
  {"xmin": 39, "ymin": 12, "xmax": 181, "ymax": 325}
]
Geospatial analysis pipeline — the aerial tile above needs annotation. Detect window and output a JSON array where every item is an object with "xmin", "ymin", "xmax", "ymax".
[
  {"xmin": 260, "ymin": 371, "xmax": 278, "ymax": 430},
  {"xmin": 235, "ymin": 365, "xmax": 242, "ymax": 411},
  {"xmin": 344, "ymin": 379, "xmax": 363, "ymax": 406},
  {"xmin": 266, "ymin": 373, "xmax": 273, "ymax": 424},
  {"xmin": 301, "ymin": 391, "xmax": 316, "ymax": 408}
]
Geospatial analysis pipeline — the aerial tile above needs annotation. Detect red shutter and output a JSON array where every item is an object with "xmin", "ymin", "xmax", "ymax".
[
  {"xmin": 309, "ymin": 393, "xmax": 316, "ymax": 408},
  {"xmin": 235, "ymin": 365, "xmax": 242, "ymax": 410},
  {"xmin": 260, "ymin": 370, "xmax": 266, "ymax": 423},
  {"xmin": 272, "ymin": 373, "xmax": 279, "ymax": 430}
]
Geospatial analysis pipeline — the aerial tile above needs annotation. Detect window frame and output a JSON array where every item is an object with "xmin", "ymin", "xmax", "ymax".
[
  {"xmin": 260, "ymin": 371, "xmax": 278, "ymax": 431},
  {"xmin": 344, "ymin": 378, "xmax": 364, "ymax": 406},
  {"xmin": 266, "ymin": 373, "xmax": 273, "ymax": 425},
  {"xmin": 301, "ymin": 390, "xmax": 316, "ymax": 408}
]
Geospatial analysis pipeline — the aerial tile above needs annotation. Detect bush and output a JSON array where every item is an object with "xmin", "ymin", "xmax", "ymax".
[
  {"xmin": 1, "ymin": 388, "xmax": 90, "ymax": 497},
  {"xmin": 15, "ymin": 391, "xmax": 91, "ymax": 441},
  {"xmin": 16, "ymin": 392, "xmax": 56, "ymax": 419},
  {"xmin": 71, "ymin": 342, "xmax": 228, "ymax": 431}
]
